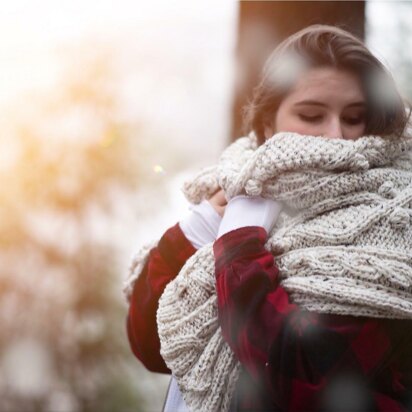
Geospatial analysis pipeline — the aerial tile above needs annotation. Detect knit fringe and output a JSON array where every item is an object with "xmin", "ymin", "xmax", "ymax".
[
  {"xmin": 157, "ymin": 244, "xmax": 241, "ymax": 412},
  {"xmin": 122, "ymin": 238, "xmax": 159, "ymax": 304}
]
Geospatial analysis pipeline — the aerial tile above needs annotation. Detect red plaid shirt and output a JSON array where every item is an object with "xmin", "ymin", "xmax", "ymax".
[
  {"xmin": 126, "ymin": 223, "xmax": 412, "ymax": 411},
  {"xmin": 127, "ymin": 222, "xmax": 196, "ymax": 373}
]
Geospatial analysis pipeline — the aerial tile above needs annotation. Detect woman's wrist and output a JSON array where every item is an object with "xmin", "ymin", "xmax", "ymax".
[{"xmin": 217, "ymin": 195, "xmax": 282, "ymax": 238}]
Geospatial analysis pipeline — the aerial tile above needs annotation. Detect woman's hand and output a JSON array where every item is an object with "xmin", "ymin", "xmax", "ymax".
[
  {"xmin": 207, "ymin": 188, "xmax": 228, "ymax": 217},
  {"xmin": 217, "ymin": 195, "xmax": 283, "ymax": 238}
]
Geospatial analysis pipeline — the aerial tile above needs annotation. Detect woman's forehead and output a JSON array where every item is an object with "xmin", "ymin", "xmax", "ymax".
[{"xmin": 285, "ymin": 67, "xmax": 366, "ymax": 107}]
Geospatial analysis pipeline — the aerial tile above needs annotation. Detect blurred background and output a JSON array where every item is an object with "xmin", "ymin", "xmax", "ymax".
[{"xmin": 0, "ymin": 1, "xmax": 411, "ymax": 411}]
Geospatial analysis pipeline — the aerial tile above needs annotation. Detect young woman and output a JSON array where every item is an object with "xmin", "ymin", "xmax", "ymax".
[{"xmin": 125, "ymin": 24, "xmax": 412, "ymax": 411}]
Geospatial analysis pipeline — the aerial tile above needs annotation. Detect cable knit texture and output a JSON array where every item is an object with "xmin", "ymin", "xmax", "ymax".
[{"xmin": 123, "ymin": 130, "xmax": 412, "ymax": 412}]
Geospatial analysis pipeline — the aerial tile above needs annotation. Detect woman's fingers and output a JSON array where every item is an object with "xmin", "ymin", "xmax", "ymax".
[
  {"xmin": 208, "ymin": 188, "xmax": 227, "ymax": 217},
  {"xmin": 214, "ymin": 190, "xmax": 228, "ymax": 206}
]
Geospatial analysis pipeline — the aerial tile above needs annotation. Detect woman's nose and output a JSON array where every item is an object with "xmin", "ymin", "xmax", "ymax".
[{"xmin": 323, "ymin": 118, "xmax": 344, "ymax": 139}]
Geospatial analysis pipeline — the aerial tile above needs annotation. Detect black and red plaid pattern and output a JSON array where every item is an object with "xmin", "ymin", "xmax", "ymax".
[
  {"xmin": 213, "ymin": 226, "xmax": 412, "ymax": 411},
  {"xmin": 126, "ymin": 223, "xmax": 412, "ymax": 411},
  {"xmin": 126, "ymin": 222, "xmax": 196, "ymax": 373}
]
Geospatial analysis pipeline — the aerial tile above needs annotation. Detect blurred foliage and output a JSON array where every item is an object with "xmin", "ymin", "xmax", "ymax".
[{"xmin": 0, "ymin": 43, "xmax": 171, "ymax": 412}]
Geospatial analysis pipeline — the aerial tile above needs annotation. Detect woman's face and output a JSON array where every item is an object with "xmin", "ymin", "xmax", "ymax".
[{"xmin": 264, "ymin": 66, "xmax": 367, "ymax": 140}]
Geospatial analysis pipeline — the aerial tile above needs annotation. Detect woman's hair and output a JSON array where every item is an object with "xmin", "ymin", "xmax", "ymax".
[{"xmin": 242, "ymin": 24, "xmax": 412, "ymax": 145}]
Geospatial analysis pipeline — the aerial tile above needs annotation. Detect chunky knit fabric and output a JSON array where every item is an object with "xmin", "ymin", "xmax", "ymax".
[{"xmin": 124, "ymin": 131, "xmax": 412, "ymax": 412}]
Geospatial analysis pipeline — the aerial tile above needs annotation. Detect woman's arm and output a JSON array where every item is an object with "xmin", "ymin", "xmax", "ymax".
[
  {"xmin": 213, "ymin": 226, "xmax": 300, "ymax": 378},
  {"xmin": 213, "ymin": 197, "xmax": 409, "ymax": 411},
  {"xmin": 126, "ymin": 197, "xmax": 224, "ymax": 373},
  {"xmin": 127, "ymin": 222, "xmax": 197, "ymax": 373}
]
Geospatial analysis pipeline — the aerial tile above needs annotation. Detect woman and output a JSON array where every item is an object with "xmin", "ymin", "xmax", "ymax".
[{"xmin": 124, "ymin": 24, "xmax": 412, "ymax": 411}]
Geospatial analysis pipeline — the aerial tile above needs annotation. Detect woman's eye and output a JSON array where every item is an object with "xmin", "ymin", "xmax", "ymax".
[
  {"xmin": 298, "ymin": 114, "xmax": 322, "ymax": 123},
  {"xmin": 343, "ymin": 116, "xmax": 364, "ymax": 125}
]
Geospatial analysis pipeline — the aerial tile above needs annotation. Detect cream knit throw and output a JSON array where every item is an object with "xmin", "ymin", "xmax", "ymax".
[{"xmin": 123, "ymin": 131, "xmax": 412, "ymax": 412}]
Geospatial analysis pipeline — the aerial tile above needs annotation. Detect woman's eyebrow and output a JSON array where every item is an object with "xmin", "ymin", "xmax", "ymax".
[
  {"xmin": 294, "ymin": 100, "xmax": 327, "ymax": 107},
  {"xmin": 294, "ymin": 100, "xmax": 366, "ymax": 108}
]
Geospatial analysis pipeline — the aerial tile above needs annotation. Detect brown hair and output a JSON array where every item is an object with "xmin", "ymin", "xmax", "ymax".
[{"xmin": 242, "ymin": 24, "xmax": 412, "ymax": 145}]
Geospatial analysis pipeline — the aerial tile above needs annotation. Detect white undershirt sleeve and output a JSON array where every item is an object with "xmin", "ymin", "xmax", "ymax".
[
  {"xmin": 217, "ymin": 195, "xmax": 283, "ymax": 239},
  {"xmin": 178, "ymin": 199, "xmax": 223, "ymax": 249}
]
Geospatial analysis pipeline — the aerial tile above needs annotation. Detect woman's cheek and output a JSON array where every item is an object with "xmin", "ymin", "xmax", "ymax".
[
  {"xmin": 345, "ymin": 125, "xmax": 366, "ymax": 140},
  {"xmin": 289, "ymin": 123, "xmax": 321, "ymax": 136}
]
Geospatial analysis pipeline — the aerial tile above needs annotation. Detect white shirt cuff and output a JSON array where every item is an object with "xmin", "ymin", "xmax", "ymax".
[
  {"xmin": 217, "ymin": 195, "xmax": 282, "ymax": 238},
  {"xmin": 179, "ymin": 199, "xmax": 222, "ymax": 249}
]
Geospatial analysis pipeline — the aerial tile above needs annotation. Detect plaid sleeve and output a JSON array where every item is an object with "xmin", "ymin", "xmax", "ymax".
[
  {"xmin": 213, "ymin": 226, "xmax": 298, "ymax": 381},
  {"xmin": 213, "ymin": 226, "xmax": 412, "ymax": 411},
  {"xmin": 127, "ymin": 222, "xmax": 197, "ymax": 373}
]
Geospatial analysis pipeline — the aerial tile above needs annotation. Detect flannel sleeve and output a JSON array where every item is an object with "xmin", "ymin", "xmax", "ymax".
[
  {"xmin": 213, "ymin": 226, "xmax": 412, "ymax": 411},
  {"xmin": 213, "ymin": 226, "xmax": 298, "ymax": 382},
  {"xmin": 126, "ymin": 222, "xmax": 197, "ymax": 373}
]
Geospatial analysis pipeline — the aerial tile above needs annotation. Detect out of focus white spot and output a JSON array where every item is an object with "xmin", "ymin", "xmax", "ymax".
[
  {"xmin": 368, "ymin": 70, "xmax": 399, "ymax": 106},
  {"xmin": 74, "ymin": 311, "xmax": 106, "ymax": 344},
  {"xmin": 46, "ymin": 388, "xmax": 80, "ymax": 412},
  {"xmin": 266, "ymin": 50, "xmax": 310, "ymax": 90},
  {"xmin": 1, "ymin": 337, "xmax": 55, "ymax": 397},
  {"xmin": 153, "ymin": 164, "xmax": 165, "ymax": 174},
  {"xmin": 320, "ymin": 372, "xmax": 373, "ymax": 412}
]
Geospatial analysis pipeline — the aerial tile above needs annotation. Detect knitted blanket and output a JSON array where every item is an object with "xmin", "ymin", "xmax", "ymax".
[{"xmin": 123, "ymin": 131, "xmax": 412, "ymax": 412}]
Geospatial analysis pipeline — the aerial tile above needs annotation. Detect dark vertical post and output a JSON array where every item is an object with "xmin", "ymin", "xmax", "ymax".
[{"xmin": 231, "ymin": 1, "xmax": 365, "ymax": 141}]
